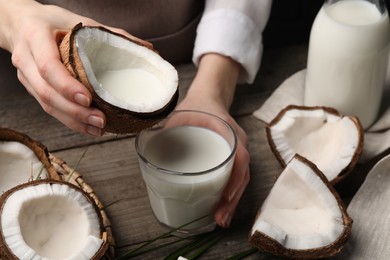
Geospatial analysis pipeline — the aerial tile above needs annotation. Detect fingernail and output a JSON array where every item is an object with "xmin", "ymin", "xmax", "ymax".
[
  {"xmin": 74, "ymin": 93, "xmax": 90, "ymax": 107},
  {"xmin": 87, "ymin": 125, "xmax": 102, "ymax": 137},
  {"xmin": 222, "ymin": 212, "xmax": 232, "ymax": 228},
  {"xmin": 88, "ymin": 115, "xmax": 105, "ymax": 128}
]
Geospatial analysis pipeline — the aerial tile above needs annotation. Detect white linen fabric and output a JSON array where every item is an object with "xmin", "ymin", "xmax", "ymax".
[
  {"xmin": 253, "ymin": 69, "xmax": 390, "ymax": 162},
  {"xmin": 193, "ymin": 0, "xmax": 273, "ymax": 84}
]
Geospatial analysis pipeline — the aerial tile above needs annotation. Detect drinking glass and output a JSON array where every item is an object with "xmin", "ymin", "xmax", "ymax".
[{"xmin": 135, "ymin": 110, "xmax": 237, "ymax": 236}]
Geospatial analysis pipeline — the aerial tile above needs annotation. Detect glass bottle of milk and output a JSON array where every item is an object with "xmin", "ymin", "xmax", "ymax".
[{"xmin": 304, "ymin": 0, "xmax": 390, "ymax": 128}]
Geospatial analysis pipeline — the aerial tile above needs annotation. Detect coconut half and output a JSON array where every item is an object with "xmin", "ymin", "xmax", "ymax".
[
  {"xmin": 59, "ymin": 23, "xmax": 179, "ymax": 133},
  {"xmin": 0, "ymin": 180, "xmax": 108, "ymax": 259},
  {"xmin": 249, "ymin": 155, "xmax": 352, "ymax": 259},
  {"xmin": 266, "ymin": 105, "xmax": 363, "ymax": 184},
  {"xmin": 0, "ymin": 128, "xmax": 59, "ymax": 193}
]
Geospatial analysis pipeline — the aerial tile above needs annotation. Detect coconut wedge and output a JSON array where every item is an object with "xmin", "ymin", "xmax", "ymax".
[
  {"xmin": 59, "ymin": 23, "xmax": 179, "ymax": 134},
  {"xmin": 0, "ymin": 180, "xmax": 109, "ymax": 259},
  {"xmin": 249, "ymin": 155, "xmax": 352, "ymax": 259},
  {"xmin": 266, "ymin": 105, "xmax": 363, "ymax": 184},
  {"xmin": 0, "ymin": 128, "xmax": 59, "ymax": 193}
]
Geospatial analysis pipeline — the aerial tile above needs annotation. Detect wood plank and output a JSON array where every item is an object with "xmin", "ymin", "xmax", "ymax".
[
  {"xmin": 3, "ymin": 41, "xmax": 386, "ymax": 259},
  {"xmin": 50, "ymin": 114, "xmax": 282, "ymax": 258},
  {"xmin": 51, "ymin": 138, "xmax": 160, "ymax": 248},
  {"xmin": 0, "ymin": 43, "xmax": 307, "ymax": 151},
  {"xmin": 0, "ymin": 63, "xmax": 195, "ymax": 152},
  {"xmin": 231, "ymin": 44, "xmax": 308, "ymax": 117},
  {"xmin": 0, "ymin": 98, "xmax": 114, "ymax": 151}
]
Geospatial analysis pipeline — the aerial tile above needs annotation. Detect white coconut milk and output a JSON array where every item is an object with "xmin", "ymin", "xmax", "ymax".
[
  {"xmin": 304, "ymin": 0, "xmax": 390, "ymax": 128},
  {"xmin": 96, "ymin": 68, "xmax": 162, "ymax": 106},
  {"xmin": 139, "ymin": 126, "xmax": 234, "ymax": 231}
]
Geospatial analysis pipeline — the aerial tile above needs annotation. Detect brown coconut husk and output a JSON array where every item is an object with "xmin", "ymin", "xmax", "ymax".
[
  {"xmin": 0, "ymin": 178, "xmax": 112, "ymax": 260},
  {"xmin": 265, "ymin": 105, "xmax": 364, "ymax": 185},
  {"xmin": 0, "ymin": 127, "xmax": 59, "ymax": 180},
  {"xmin": 50, "ymin": 154, "xmax": 116, "ymax": 259},
  {"xmin": 249, "ymin": 155, "xmax": 353, "ymax": 259},
  {"xmin": 0, "ymin": 129, "xmax": 115, "ymax": 258},
  {"xmin": 59, "ymin": 23, "xmax": 178, "ymax": 134}
]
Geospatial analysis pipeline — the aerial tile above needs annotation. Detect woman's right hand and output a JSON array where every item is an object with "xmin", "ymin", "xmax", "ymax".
[{"xmin": 0, "ymin": 0, "xmax": 150, "ymax": 136}]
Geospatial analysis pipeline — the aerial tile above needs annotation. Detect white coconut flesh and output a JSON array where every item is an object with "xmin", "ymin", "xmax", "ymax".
[
  {"xmin": 269, "ymin": 108, "xmax": 360, "ymax": 181},
  {"xmin": 1, "ymin": 183, "xmax": 102, "ymax": 259},
  {"xmin": 250, "ymin": 157, "xmax": 345, "ymax": 250},
  {"xmin": 0, "ymin": 141, "xmax": 48, "ymax": 193},
  {"xmin": 75, "ymin": 27, "xmax": 178, "ymax": 113}
]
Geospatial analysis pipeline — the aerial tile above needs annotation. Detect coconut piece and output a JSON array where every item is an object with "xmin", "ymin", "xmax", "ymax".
[
  {"xmin": 50, "ymin": 154, "xmax": 116, "ymax": 257},
  {"xmin": 0, "ymin": 128, "xmax": 59, "ymax": 193},
  {"xmin": 266, "ymin": 105, "xmax": 363, "ymax": 184},
  {"xmin": 0, "ymin": 180, "xmax": 109, "ymax": 259},
  {"xmin": 249, "ymin": 155, "xmax": 352, "ymax": 259},
  {"xmin": 59, "ymin": 23, "xmax": 179, "ymax": 134}
]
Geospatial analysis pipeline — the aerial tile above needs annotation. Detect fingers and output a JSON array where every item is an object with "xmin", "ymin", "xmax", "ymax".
[
  {"xmin": 5, "ymin": 3, "xmax": 113, "ymax": 136},
  {"xmin": 224, "ymin": 143, "xmax": 250, "ymax": 202},
  {"xmin": 13, "ymin": 41, "xmax": 105, "ymax": 136},
  {"xmin": 215, "ymin": 140, "xmax": 250, "ymax": 228},
  {"xmin": 29, "ymin": 25, "xmax": 92, "ymax": 104},
  {"xmin": 19, "ymin": 68, "xmax": 105, "ymax": 136},
  {"xmin": 175, "ymin": 97, "xmax": 251, "ymax": 228}
]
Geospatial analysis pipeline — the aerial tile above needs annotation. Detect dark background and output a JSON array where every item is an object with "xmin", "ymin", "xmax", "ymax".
[{"xmin": 264, "ymin": 0, "xmax": 390, "ymax": 47}]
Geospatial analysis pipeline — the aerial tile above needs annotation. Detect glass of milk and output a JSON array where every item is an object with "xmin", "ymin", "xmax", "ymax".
[
  {"xmin": 135, "ymin": 110, "xmax": 237, "ymax": 236},
  {"xmin": 304, "ymin": 0, "xmax": 390, "ymax": 128}
]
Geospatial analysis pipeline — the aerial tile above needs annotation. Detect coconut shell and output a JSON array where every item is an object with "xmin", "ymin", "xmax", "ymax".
[
  {"xmin": 265, "ymin": 105, "xmax": 364, "ymax": 185},
  {"xmin": 0, "ymin": 127, "xmax": 59, "ymax": 180},
  {"xmin": 249, "ymin": 155, "xmax": 353, "ymax": 259},
  {"xmin": 59, "ymin": 23, "xmax": 178, "ymax": 134},
  {"xmin": 0, "ymin": 180, "xmax": 110, "ymax": 260},
  {"xmin": 49, "ymin": 154, "xmax": 116, "ymax": 257}
]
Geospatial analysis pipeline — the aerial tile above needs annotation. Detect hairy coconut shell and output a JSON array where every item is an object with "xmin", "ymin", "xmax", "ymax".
[
  {"xmin": 49, "ymin": 154, "xmax": 116, "ymax": 257},
  {"xmin": 249, "ymin": 155, "xmax": 353, "ymax": 259},
  {"xmin": 265, "ymin": 105, "xmax": 364, "ymax": 185},
  {"xmin": 0, "ymin": 180, "xmax": 110, "ymax": 259},
  {"xmin": 0, "ymin": 128, "xmax": 59, "ymax": 180},
  {"xmin": 59, "ymin": 23, "xmax": 178, "ymax": 134}
]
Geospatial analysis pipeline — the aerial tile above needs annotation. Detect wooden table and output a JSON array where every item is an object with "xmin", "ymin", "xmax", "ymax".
[{"xmin": 1, "ymin": 43, "xmax": 388, "ymax": 259}]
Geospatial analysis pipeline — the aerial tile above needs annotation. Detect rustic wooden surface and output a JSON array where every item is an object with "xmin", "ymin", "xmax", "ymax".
[{"xmin": 1, "ymin": 42, "xmax": 389, "ymax": 259}]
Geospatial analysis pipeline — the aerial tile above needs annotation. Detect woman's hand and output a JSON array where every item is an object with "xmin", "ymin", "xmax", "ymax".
[
  {"xmin": 0, "ymin": 0, "xmax": 150, "ymax": 136},
  {"xmin": 176, "ymin": 54, "xmax": 250, "ymax": 228}
]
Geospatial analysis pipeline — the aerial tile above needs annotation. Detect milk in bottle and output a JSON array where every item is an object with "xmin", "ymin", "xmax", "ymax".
[{"xmin": 304, "ymin": 0, "xmax": 390, "ymax": 128}]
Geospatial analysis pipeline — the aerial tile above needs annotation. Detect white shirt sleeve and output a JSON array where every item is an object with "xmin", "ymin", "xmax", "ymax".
[{"xmin": 193, "ymin": 0, "xmax": 273, "ymax": 84}]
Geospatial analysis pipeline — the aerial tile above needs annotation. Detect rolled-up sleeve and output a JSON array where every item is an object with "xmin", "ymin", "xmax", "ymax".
[{"xmin": 193, "ymin": 0, "xmax": 272, "ymax": 84}]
